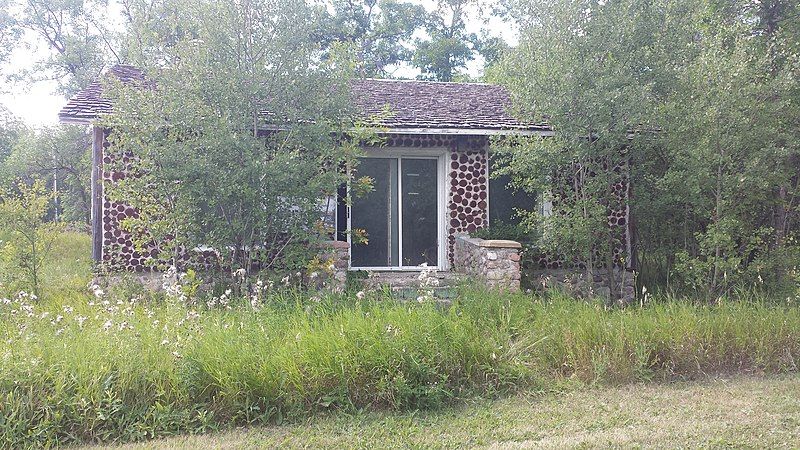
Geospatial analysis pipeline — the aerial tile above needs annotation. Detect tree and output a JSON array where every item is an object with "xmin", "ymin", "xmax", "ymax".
[
  {"xmin": 102, "ymin": 0, "xmax": 364, "ymax": 278},
  {"xmin": 118, "ymin": 0, "xmax": 208, "ymax": 67},
  {"xmin": 0, "ymin": 179, "xmax": 61, "ymax": 297},
  {"xmin": 1, "ymin": 125, "xmax": 91, "ymax": 224},
  {"xmin": 12, "ymin": 0, "xmax": 121, "ymax": 96},
  {"xmin": 650, "ymin": 1, "xmax": 800, "ymax": 296},
  {"xmin": 0, "ymin": 0, "xmax": 21, "ymax": 73},
  {"xmin": 412, "ymin": 0, "xmax": 479, "ymax": 81},
  {"xmin": 0, "ymin": 107, "xmax": 22, "ymax": 164},
  {"xmin": 320, "ymin": 0, "xmax": 427, "ymax": 77},
  {"xmin": 497, "ymin": 0, "xmax": 800, "ymax": 299},
  {"xmin": 493, "ymin": 0, "xmax": 683, "ymax": 303},
  {"xmin": 474, "ymin": 32, "xmax": 509, "ymax": 73}
]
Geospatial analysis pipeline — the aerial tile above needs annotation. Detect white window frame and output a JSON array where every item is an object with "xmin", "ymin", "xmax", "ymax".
[{"xmin": 347, "ymin": 148, "xmax": 448, "ymax": 271}]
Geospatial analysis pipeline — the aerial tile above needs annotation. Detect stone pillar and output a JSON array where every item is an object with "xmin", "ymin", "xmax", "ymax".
[
  {"xmin": 317, "ymin": 240, "xmax": 350, "ymax": 291},
  {"xmin": 452, "ymin": 235, "xmax": 521, "ymax": 292}
]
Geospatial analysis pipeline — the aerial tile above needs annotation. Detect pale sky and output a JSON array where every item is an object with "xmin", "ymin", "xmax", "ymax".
[{"xmin": 0, "ymin": 0, "xmax": 517, "ymax": 128}]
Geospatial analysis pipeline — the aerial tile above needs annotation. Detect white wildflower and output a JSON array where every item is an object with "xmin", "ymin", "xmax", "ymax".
[
  {"xmin": 355, "ymin": 291, "xmax": 365, "ymax": 300},
  {"xmin": 102, "ymin": 320, "xmax": 113, "ymax": 331}
]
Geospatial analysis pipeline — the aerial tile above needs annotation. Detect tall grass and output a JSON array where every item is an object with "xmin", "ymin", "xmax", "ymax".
[{"xmin": 1, "ymin": 283, "xmax": 799, "ymax": 447}]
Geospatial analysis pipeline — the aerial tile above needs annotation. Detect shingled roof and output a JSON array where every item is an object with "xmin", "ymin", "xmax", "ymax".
[
  {"xmin": 350, "ymin": 78, "xmax": 542, "ymax": 132},
  {"xmin": 59, "ymin": 64, "xmax": 545, "ymax": 133},
  {"xmin": 58, "ymin": 65, "xmax": 147, "ymax": 124}
]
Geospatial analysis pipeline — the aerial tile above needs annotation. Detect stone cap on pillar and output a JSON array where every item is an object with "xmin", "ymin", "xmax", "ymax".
[
  {"xmin": 477, "ymin": 239, "xmax": 522, "ymax": 249},
  {"xmin": 455, "ymin": 235, "xmax": 522, "ymax": 249}
]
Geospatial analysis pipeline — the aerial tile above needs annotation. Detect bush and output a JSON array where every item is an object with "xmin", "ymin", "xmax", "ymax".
[
  {"xmin": 0, "ymin": 285, "xmax": 799, "ymax": 447},
  {"xmin": 0, "ymin": 180, "xmax": 62, "ymax": 297}
]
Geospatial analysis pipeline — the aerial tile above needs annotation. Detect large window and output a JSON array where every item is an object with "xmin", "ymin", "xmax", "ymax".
[
  {"xmin": 350, "ymin": 156, "xmax": 441, "ymax": 268},
  {"xmin": 488, "ymin": 172, "xmax": 538, "ymax": 226}
]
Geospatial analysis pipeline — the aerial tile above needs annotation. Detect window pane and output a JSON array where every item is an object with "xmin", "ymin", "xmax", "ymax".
[
  {"xmin": 351, "ymin": 158, "xmax": 399, "ymax": 267},
  {"xmin": 489, "ymin": 173, "xmax": 537, "ymax": 226},
  {"xmin": 401, "ymin": 158, "xmax": 438, "ymax": 266}
]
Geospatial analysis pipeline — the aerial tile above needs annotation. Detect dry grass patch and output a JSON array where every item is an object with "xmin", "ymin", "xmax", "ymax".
[{"xmin": 87, "ymin": 375, "xmax": 800, "ymax": 449}]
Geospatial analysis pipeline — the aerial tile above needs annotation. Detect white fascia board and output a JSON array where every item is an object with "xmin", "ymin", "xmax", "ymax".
[
  {"xmin": 379, "ymin": 127, "xmax": 553, "ymax": 137},
  {"xmin": 58, "ymin": 116, "xmax": 95, "ymax": 125}
]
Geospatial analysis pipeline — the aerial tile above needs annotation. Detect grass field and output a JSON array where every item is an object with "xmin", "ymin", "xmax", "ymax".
[
  {"xmin": 3, "ymin": 232, "xmax": 800, "ymax": 448},
  {"xmin": 87, "ymin": 375, "xmax": 800, "ymax": 449}
]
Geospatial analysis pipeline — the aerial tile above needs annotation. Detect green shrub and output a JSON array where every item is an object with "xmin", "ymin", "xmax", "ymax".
[{"xmin": 0, "ymin": 180, "xmax": 63, "ymax": 297}]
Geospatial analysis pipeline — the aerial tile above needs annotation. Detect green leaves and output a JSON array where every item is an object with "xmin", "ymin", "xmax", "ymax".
[
  {"xmin": 497, "ymin": 0, "xmax": 800, "ymax": 297},
  {"xmin": 0, "ymin": 179, "xmax": 62, "ymax": 297},
  {"xmin": 412, "ymin": 0, "xmax": 480, "ymax": 82},
  {"xmin": 320, "ymin": 0, "xmax": 428, "ymax": 77},
  {"xmin": 101, "ymin": 0, "xmax": 362, "ymax": 276}
]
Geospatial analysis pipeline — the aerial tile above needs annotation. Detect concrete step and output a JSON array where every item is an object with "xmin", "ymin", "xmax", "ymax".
[{"xmin": 361, "ymin": 270, "xmax": 463, "ymax": 289}]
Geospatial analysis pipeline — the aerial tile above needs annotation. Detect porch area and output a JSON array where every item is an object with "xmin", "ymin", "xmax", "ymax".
[{"xmin": 320, "ymin": 235, "xmax": 522, "ymax": 295}]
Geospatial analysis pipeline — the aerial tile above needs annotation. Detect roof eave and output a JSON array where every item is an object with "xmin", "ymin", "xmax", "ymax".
[
  {"xmin": 54, "ymin": 118, "xmax": 552, "ymax": 137},
  {"xmin": 379, "ymin": 127, "xmax": 553, "ymax": 137},
  {"xmin": 58, "ymin": 115, "xmax": 96, "ymax": 125}
]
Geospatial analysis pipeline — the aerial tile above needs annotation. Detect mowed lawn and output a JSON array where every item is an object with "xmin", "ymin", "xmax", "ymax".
[{"xmin": 88, "ymin": 375, "xmax": 800, "ymax": 449}]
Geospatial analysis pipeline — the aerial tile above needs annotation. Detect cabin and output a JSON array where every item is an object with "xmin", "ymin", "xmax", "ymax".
[{"xmin": 59, "ymin": 64, "xmax": 633, "ymax": 296}]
